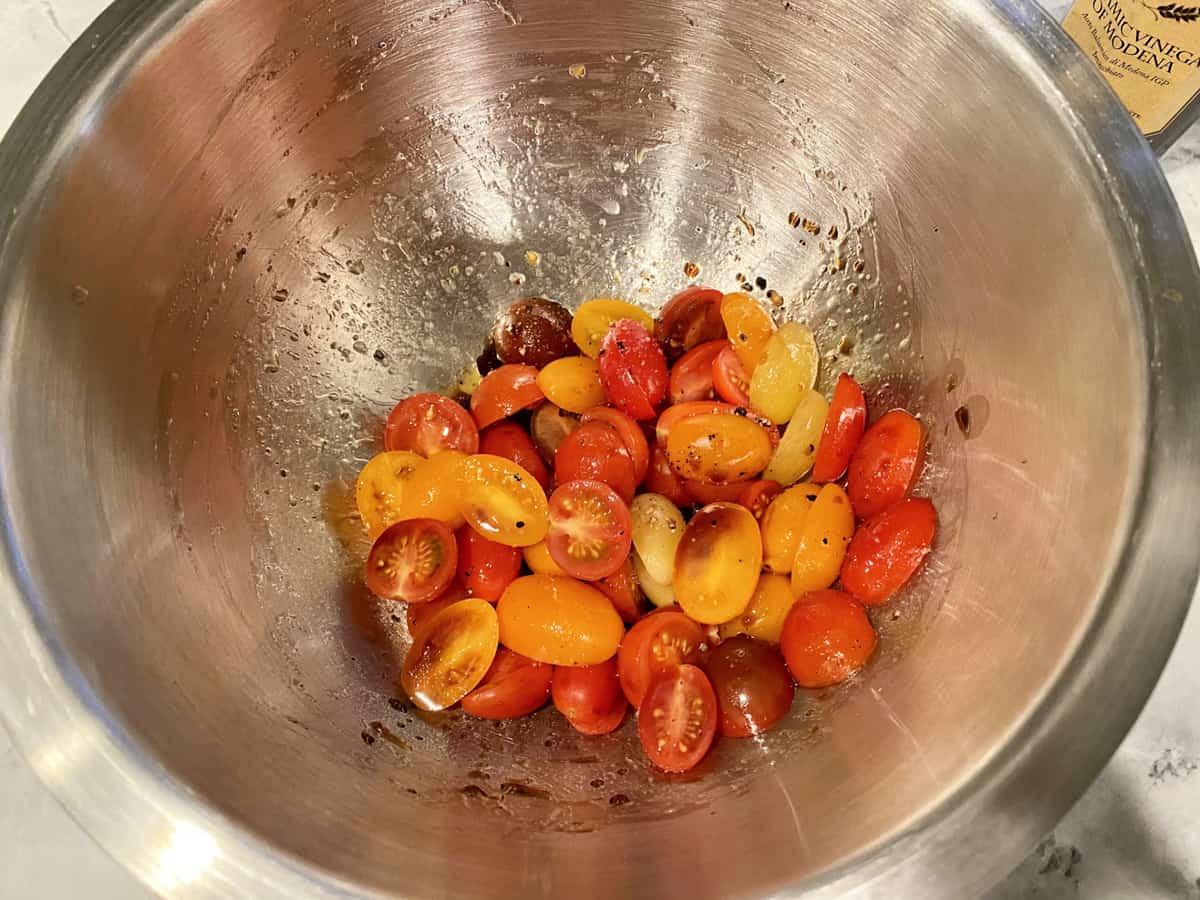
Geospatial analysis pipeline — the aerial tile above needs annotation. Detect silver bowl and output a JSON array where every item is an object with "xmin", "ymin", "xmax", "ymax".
[{"xmin": 1, "ymin": 0, "xmax": 1198, "ymax": 897}]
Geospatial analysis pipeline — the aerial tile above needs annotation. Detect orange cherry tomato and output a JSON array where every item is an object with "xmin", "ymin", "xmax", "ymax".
[
  {"xmin": 479, "ymin": 421, "xmax": 552, "ymax": 491},
  {"xmin": 456, "ymin": 528, "xmax": 522, "ymax": 602},
  {"xmin": 656, "ymin": 401, "xmax": 778, "ymax": 447},
  {"xmin": 840, "ymin": 498, "xmax": 937, "ymax": 605},
  {"xmin": 554, "ymin": 421, "xmax": 638, "ymax": 504},
  {"xmin": 737, "ymin": 479, "xmax": 783, "ymax": 521},
  {"xmin": 673, "ymin": 502, "xmax": 763, "ymax": 624},
  {"xmin": 460, "ymin": 648, "xmax": 553, "ymax": 720},
  {"xmin": 790, "ymin": 484, "xmax": 855, "ymax": 595},
  {"xmin": 595, "ymin": 557, "xmax": 644, "ymax": 623},
  {"xmin": 643, "ymin": 443, "xmax": 691, "ymax": 507},
  {"xmin": 655, "ymin": 286, "xmax": 726, "ymax": 361},
  {"xmin": 720, "ymin": 292, "xmax": 775, "ymax": 373},
  {"xmin": 668, "ymin": 340, "xmax": 724, "ymax": 404},
  {"xmin": 529, "ymin": 402, "xmax": 579, "ymax": 465},
  {"xmin": 847, "ymin": 410, "xmax": 925, "ymax": 519},
  {"xmin": 705, "ymin": 636, "xmax": 794, "ymax": 738},
  {"xmin": 366, "ymin": 518, "xmax": 457, "ymax": 602},
  {"xmin": 779, "ymin": 590, "xmax": 877, "ymax": 689},
  {"xmin": 712, "ymin": 345, "xmax": 752, "ymax": 406},
  {"xmin": 405, "ymin": 581, "xmax": 468, "ymax": 638},
  {"xmin": 355, "ymin": 450, "xmax": 424, "ymax": 539},
  {"xmin": 385, "ymin": 393, "xmax": 479, "ymax": 457},
  {"xmin": 667, "ymin": 414, "xmax": 773, "ymax": 484},
  {"xmin": 597, "ymin": 319, "xmax": 669, "ymax": 421},
  {"xmin": 812, "ymin": 374, "xmax": 868, "ymax": 483},
  {"xmin": 718, "ymin": 573, "xmax": 796, "ymax": 644},
  {"xmin": 638, "ymin": 664, "xmax": 718, "ymax": 773},
  {"xmin": 456, "ymin": 454, "xmax": 549, "ymax": 547},
  {"xmin": 536, "ymin": 356, "xmax": 606, "ymax": 414},
  {"xmin": 522, "ymin": 540, "xmax": 568, "ymax": 576},
  {"xmin": 546, "ymin": 481, "xmax": 633, "ymax": 581},
  {"xmin": 496, "ymin": 575, "xmax": 625, "ymax": 666},
  {"xmin": 581, "ymin": 406, "xmax": 650, "ymax": 483},
  {"xmin": 552, "ymin": 658, "xmax": 627, "ymax": 735},
  {"xmin": 616, "ymin": 609, "xmax": 706, "ymax": 707},
  {"xmin": 470, "ymin": 364, "xmax": 545, "ymax": 429},
  {"xmin": 760, "ymin": 483, "xmax": 818, "ymax": 573},
  {"xmin": 685, "ymin": 479, "xmax": 750, "ymax": 506},
  {"xmin": 401, "ymin": 598, "xmax": 499, "ymax": 710},
  {"xmin": 394, "ymin": 450, "xmax": 467, "ymax": 528}
]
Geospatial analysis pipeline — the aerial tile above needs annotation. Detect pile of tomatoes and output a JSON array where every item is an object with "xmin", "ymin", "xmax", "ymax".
[{"xmin": 353, "ymin": 287, "xmax": 937, "ymax": 774}]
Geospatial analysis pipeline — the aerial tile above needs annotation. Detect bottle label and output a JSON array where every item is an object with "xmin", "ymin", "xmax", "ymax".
[{"xmin": 1064, "ymin": 1, "xmax": 1200, "ymax": 137}]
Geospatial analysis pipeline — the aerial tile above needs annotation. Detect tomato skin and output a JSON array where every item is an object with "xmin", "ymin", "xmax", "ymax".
[
  {"xmin": 666, "ymin": 413, "xmax": 773, "ymax": 484},
  {"xmin": 638, "ymin": 664, "xmax": 719, "ymax": 773},
  {"xmin": 656, "ymin": 401, "xmax": 778, "ymax": 447},
  {"xmin": 597, "ymin": 319, "xmax": 669, "ymax": 420},
  {"xmin": 846, "ymin": 410, "xmax": 925, "ymax": 519},
  {"xmin": 479, "ymin": 421, "xmax": 552, "ymax": 490},
  {"xmin": 366, "ymin": 518, "xmax": 458, "ymax": 602},
  {"xmin": 470, "ymin": 364, "xmax": 545, "ymax": 429},
  {"xmin": 530, "ymin": 402, "xmax": 580, "ymax": 465},
  {"xmin": 718, "ymin": 573, "xmax": 796, "ymax": 644},
  {"xmin": 720, "ymin": 292, "xmax": 775, "ymax": 373},
  {"xmin": 461, "ymin": 648, "xmax": 553, "ymax": 720},
  {"xmin": 385, "ymin": 393, "xmax": 480, "ymax": 457},
  {"xmin": 595, "ymin": 557, "xmax": 644, "ymax": 622},
  {"xmin": 763, "ymin": 390, "xmax": 828, "ymax": 486},
  {"xmin": 496, "ymin": 575, "xmax": 625, "ymax": 666},
  {"xmin": 668, "ymin": 340, "xmax": 724, "ymax": 404},
  {"xmin": 673, "ymin": 502, "xmax": 763, "ymax": 625},
  {"xmin": 491, "ymin": 297, "xmax": 577, "ymax": 369},
  {"xmin": 705, "ymin": 636, "xmax": 795, "ymax": 738},
  {"xmin": 812, "ymin": 374, "xmax": 868, "ymax": 483},
  {"xmin": 401, "ymin": 598, "xmax": 500, "ymax": 711},
  {"xmin": 760, "ymin": 483, "xmax": 818, "ymax": 573},
  {"xmin": 554, "ymin": 421, "xmax": 638, "ymax": 504},
  {"xmin": 456, "ymin": 528, "xmax": 522, "ymax": 602},
  {"xmin": 522, "ymin": 540, "xmax": 568, "ymax": 576},
  {"xmin": 655, "ymin": 286, "xmax": 726, "ymax": 361},
  {"xmin": 581, "ymin": 406, "xmax": 650, "ymax": 483},
  {"xmin": 572, "ymin": 299, "xmax": 655, "ymax": 358},
  {"xmin": 780, "ymin": 590, "xmax": 877, "ymax": 688},
  {"xmin": 840, "ymin": 498, "xmax": 937, "ymax": 604},
  {"xmin": 536, "ymin": 356, "xmax": 606, "ymax": 415},
  {"xmin": 738, "ymin": 480, "xmax": 783, "ymax": 521},
  {"xmin": 712, "ymin": 345, "xmax": 752, "ymax": 406},
  {"xmin": 617, "ymin": 610, "xmax": 706, "ymax": 707},
  {"xmin": 546, "ymin": 480, "xmax": 633, "ymax": 581},
  {"xmin": 747, "ymin": 323, "xmax": 820, "ymax": 424},
  {"xmin": 643, "ymin": 444, "xmax": 691, "ymax": 507},
  {"xmin": 552, "ymin": 658, "xmax": 627, "ymax": 735},
  {"xmin": 355, "ymin": 450, "xmax": 425, "ymax": 539}
]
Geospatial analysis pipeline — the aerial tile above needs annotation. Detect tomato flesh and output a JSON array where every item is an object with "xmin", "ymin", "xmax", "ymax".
[
  {"xmin": 668, "ymin": 340, "xmax": 724, "ymax": 404},
  {"xmin": 812, "ymin": 373, "xmax": 867, "ymax": 483},
  {"xmin": 366, "ymin": 518, "xmax": 457, "ymax": 602},
  {"xmin": 385, "ymin": 393, "xmax": 480, "ymax": 457},
  {"xmin": 655, "ymin": 286, "xmax": 726, "ymax": 361},
  {"xmin": 638, "ymin": 664, "xmax": 718, "ymax": 773},
  {"xmin": 597, "ymin": 318, "xmax": 669, "ymax": 420},
  {"xmin": 552, "ymin": 658, "xmax": 627, "ymax": 735},
  {"xmin": 847, "ymin": 410, "xmax": 925, "ymax": 519},
  {"xmin": 780, "ymin": 590, "xmax": 877, "ymax": 689},
  {"xmin": 705, "ymin": 636, "xmax": 795, "ymax": 737},
  {"xmin": 712, "ymin": 345, "xmax": 752, "ymax": 406},
  {"xmin": 737, "ymin": 480, "xmax": 783, "ymax": 521},
  {"xmin": 719, "ymin": 573, "xmax": 796, "ymax": 644},
  {"xmin": 456, "ymin": 528, "xmax": 522, "ymax": 602},
  {"xmin": 457, "ymin": 454, "xmax": 550, "ymax": 547},
  {"xmin": 461, "ymin": 648, "xmax": 553, "ymax": 719},
  {"xmin": 470, "ymin": 364, "xmax": 545, "ymax": 429},
  {"xmin": 555, "ymin": 420, "xmax": 638, "ymax": 504},
  {"xmin": 617, "ymin": 609, "xmax": 706, "ymax": 707},
  {"xmin": 673, "ymin": 502, "xmax": 763, "ymax": 625},
  {"xmin": 546, "ymin": 480, "xmax": 633, "ymax": 581},
  {"xmin": 720, "ymin": 292, "xmax": 775, "ymax": 373},
  {"xmin": 401, "ymin": 598, "xmax": 499, "ymax": 711},
  {"xmin": 355, "ymin": 450, "xmax": 424, "ymax": 539},
  {"xmin": 479, "ymin": 421, "xmax": 551, "ymax": 490},
  {"xmin": 840, "ymin": 498, "xmax": 937, "ymax": 604}
]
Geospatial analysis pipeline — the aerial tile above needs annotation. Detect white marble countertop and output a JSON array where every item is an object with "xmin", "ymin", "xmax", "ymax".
[{"xmin": 1, "ymin": 0, "xmax": 1198, "ymax": 897}]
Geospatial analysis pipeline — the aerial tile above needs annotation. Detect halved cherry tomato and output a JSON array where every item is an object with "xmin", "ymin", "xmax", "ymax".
[
  {"xmin": 355, "ymin": 450, "xmax": 424, "ymax": 539},
  {"xmin": 655, "ymin": 286, "xmax": 726, "ymax": 361},
  {"xmin": 630, "ymin": 493, "xmax": 685, "ymax": 585},
  {"xmin": 760, "ymin": 483, "xmax": 818, "ymax": 573},
  {"xmin": 718, "ymin": 573, "xmax": 796, "ymax": 644},
  {"xmin": 780, "ymin": 590, "xmax": 877, "ymax": 689},
  {"xmin": 643, "ymin": 443, "xmax": 691, "ymax": 507},
  {"xmin": 847, "ymin": 410, "xmax": 926, "ymax": 519},
  {"xmin": 673, "ymin": 502, "xmax": 763, "ymax": 624},
  {"xmin": 536, "ymin": 356, "xmax": 606, "ymax": 414},
  {"xmin": 385, "ymin": 393, "xmax": 480, "ymax": 457},
  {"xmin": 496, "ymin": 575, "xmax": 625, "ymax": 666},
  {"xmin": 684, "ymin": 479, "xmax": 750, "ymax": 506},
  {"xmin": 470, "ymin": 364, "xmax": 545, "ymax": 429},
  {"xmin": 840, "ymin": 498, "xmax": 937, "ymax": 605},
  {"xmin": 461, "ymin": 648, "xmax": 553, "ymax": 720},
  {"xmin": 791, "ymin": 483, "xmax": 855, "ymax": 595},
  {"xmin": 456, "ymin": 454, "xmax": 549, "ymax": 547},
  {"xmin": 555, "ymin": 421, "xmax": 638, "ymax": 503},
  {"xmin": 633, "ymin": 553, "xmax": 678, "ymax": 608},
  {"xmin": 713, "ymin": 345, "xmax": 752, "ymax": 406},
  {"xmin": 738, "ymin": 480, "xmax": 783, "ymax": 521},
  {"xmin": 479, "ymin": 421, "xmax": 552, "ymax": 490},
  {"xmin": 522, "ymin": 540, "xmax": 567, "ymax": 576},
  {"xmin": 705, "ymin": 636, "xmax": 795, "ymax": 737},
  {"xmin": 530, "ymin": 402, "xmax": 579, "ymax": 464},
  {"xmin": 595, "ymin": 557, "xmax": 643, "ymax": 622},
  {"xmin": 546, "ymin": 481, "xmax": 633, "ymax": 581},
  {"xmin": 597, "ymin": 319, "xmax": 669, "ymax": 421},
  {"xmin": 763, "ymin": 390, "xmax": 828, "ymax": 486},
  {"xmin": 572, "ymin": 299, "xmax": 655, "ymax": 357},
  {"xmin": 812, "ymin": 373, "xmax": 867, "ymax": 483},
  {"xmin": 366, "ymin": 518, "xmax": 457, "ymax": 602},
  {"xmin": 552, "ymin": 658, "xmax": 627, "ymax": 735},
  {"xmin": 668, "ymin": 340, "xmax": 724, "ymax": 404},
  {"xmin": 392, "ymin": 450, "xmax": 467, "ymax": 528},
  {"xmin": 638, "ymin": 664, "xmax": 718, "ymax": 773},
  {"xmin": 491, "ymin": 297, "xmax": 577, "ymax": 368},
  {"xmin": 406, "ymin": 581, "xmax": 469, "ymax": 638},
  {"xmin": 667, "ymin": 413, "xmax": 773, "ymax": 484},
  {"xmin": 656, "ymin": 401, "xmax": 777, "ymax": 447},
  {"xmin": 747, "ymin": 323, "xmax": 819, "ymax": 424},
  {"xmin": 401, "ymin": 598, "xmax": 499, "ymax": 710},
  {"xmin": 617, "ymin": 609, "xmax": 706, "ymax": 707},
  {"xmin": 581, "ymin": 406, "xmax": 650, "ymax": 483},
  {"xmin": 720, "ymin": 292, "xmax": 775, "ymax": 373},
  {"xmin": 456, "ymin": 528, "xmax": 522, "ymax": 602}
]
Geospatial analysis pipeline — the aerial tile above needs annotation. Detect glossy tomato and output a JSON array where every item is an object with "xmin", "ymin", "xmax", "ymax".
[
  {"xmin": 596, "ymin": 318, "xmax": 669, "ymax": 421},
  {"xmin": 718, "ymin": 573, "xmax": 796, "ymax": 644},
  {"xmin": 391, "ymin": 450, "xmax": 468, "ymax": 528},
  {"xmin": 705, "ymin": 636, "xmax": 795, "ymax": 737},
  {"xmin": 530, "ymin": 402, "xmax": 579, "ymax": 464},
  {"xmin": 581, "ymin": 406, "xmax": 650, "ymax": 482},
  {"xmin": 747, "ymin": 323, "xmax": 819, "ymax": 424},
  {"xmin": 638, "ymin": 664, "xmax": 718, "ymax": 773},
  {"xmin": 673, "ymin": 503, "xmax": 762, "ymax": 624},
  {"xmin": 737, "ymin": 480, "xmax": 783, "ymax": 521},
  {"xmin": 811, "ymin": 373, "xmax": 867, "ymax": 483},
  {"xmin": 668, "ymin": 340, "xmax": 724, "ymax": 404},
  {"xmin": 354, "ymin": 450, "xmax": 424, "ymax": 539},
  {"xmin": 632, "ymin": 553, "xmax": 678, "ymax": 608},
  {"xmin": 479, "ymin": 421, "xmax": 552, "ymax": 490},
  {"xmin": 385, "ymin": 393, "xmax": 480, "ymax": 457},
  {"xmin": 595, "ymin": 557, "xmax": 643, "ymax": 622},
  {"xmin": 546, "ymin": 480, "xmax": 633, "ymax": 581},
  {"xmin": 763, "ymin": 390, "xmax": 828, "ymax": 486},
  {"xmin": 456, "ymin": 454, "xmax": 549, "ymax": 547},
  {"xmin": 366, "ymin": 518, "xmax": 457, "ymax": 602},
  {"xmin": 496, "ymin": 575, "xmax": 625, "ymax": 666},
  {"xmin": 846, "ymin": 410, "xmax": 925, "ymax": 519},
  {"xmin": 552, "ymin": 658, "xmax": 627, "ymax": 735},
  {"xmin": 522, "ymin": 540, "xmax": 568, "ymax": 576},
  {"xmin": 536, "ymin": 356, "xmax": 606, "ymax": 414},
  {"xmin": 554, "ymin": 420, "xmax": 638, "ymax": 504},
  {"xmin": 666, "ymin": 413, "xmax": 773, "ymax": 484},
  {"xmin": 654, "ymin": 286, "xmax": 726, "ymax": 361},
  {"xmin": 780, "ymin": 590, "xmax": 877, "ymax": 689},
  {"xmin": 405, "ymin": 581, "xmax": 468, "ymax": 638},
  {"xmin": 684, "ymin": 479, "xmax": 750, "ymax": 505},
  {"xmin": 840, "ymin": 497, "xmax": 937, "ymax": 604},
  {"xmin": 629, "ymin": 493, "xmax": 685, "ymax": 585},
  {"xmin": 572, "ymin": 299, "xmax": 655, "ymax": 358},
  {"xmin": 720, "ymin": 292, "xmax": 774, "ymax": 373},
  {"xmin": 456, "ymin": 528, "xmax": 522, "ymax": 602},
  {"xmin": 790, "ymin": 483, "xmax": 855, "ymax": 595},
  {"xmin": 470, "ymin": 364, "xmax": 545, "ymax": 429},
  {"xmin": 616, "ymin": 609, "xmax": 706, "ymax": 707},
  {"xmin": 491, "ymin": 297, "xmax": 577, "ymax": 368},
  {"xmin": 713, "ymin": 345, "xmax": 752, "ymax": 406},
  {"xmin": 642, "ymin": 443, "xmax": 691, "ymax": 507},
  {"xmin": 460, "ymin": 647, "xmax": 553, "ymax": 720},
  {"xmin": 401, "ymin": 598, "xmax": 499, "ymax": 711},
  {"xmin": 656, "ymin": 401, "xmax": 777, "ymax": 447},
  {"xmin": 760, "ymin": 483, "xmax": 818, "ymax": 573}
]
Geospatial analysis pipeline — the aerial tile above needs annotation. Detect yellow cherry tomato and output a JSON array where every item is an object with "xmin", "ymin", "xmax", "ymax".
[
  {"xmin": 535, "ymin": 357, "xmax": 606, "ymax": 414},
  {"xmin": 718, "ymin": 573, "xmax": 797, "ymax": 643},
  {"xmin": 791, "ymin": 484, "xmax": 855, "ymax": 594},
  {"xmin": 673, "ymin": 502, "xmax": 763, "ymax": 624},
  {"xmin": 571, "ymin": 299, "xmax": 654, "ymax": 358},
  {"xmin": 764, "ymin": 390, "xmax": 829, "ymax": 485},
  {"xmin": 720, "ymin": 292, "xmax": 775, "ymax": 373},
  {"xmin": 634, "ymin": 551, "xmax": 678, "ymax": 608},
  {"xmin": 400, "ymin": 598, "xmax": 499, "ymax": 711},
  {"xmin": 496, "ymin": 574, "xmax": 625, "ymax": 665},
  {"xmin": 630, "ymin": 493, "xmax": 686, "ymax": 585},
  {"xmin": 354, "ymin": 451, "xmax": 425, "ymax": 539},
  {"xmin": 394, "ymin": 450, "xmax": 467, "ymax": 528},
  {"xmin": 748, "ymin": 323, "xmax": 819, "ymax": 424},
  {"xmin": 666, "ymin": 413, "xmax": 773, "ymax": 484},
  {"xmin": 523, "ymin": 540, "xmax": 567, "ymax": 576},
  {"xmin": 760, "ymin": 482, "xmax": 819, "ymax": 573},
  {"xmin": 457, "ymin": 454, "xmax": 549, "ymax": 547}
]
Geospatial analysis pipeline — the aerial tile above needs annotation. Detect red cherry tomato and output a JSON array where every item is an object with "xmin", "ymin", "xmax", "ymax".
[
  {"xmin": 554, "ymin": 421, "xmax": 639, "ymax": 503},
  {"xmin": 385, "ymin": 393, "xmax": 480, "ymax": 457},
  {"xmin": 812, "ymin": 374, "xmax": 868, "ymax": 483},
  {"xmin": 552, "ymin": 658, "xmax": 627, "ymax": 735},
  {"xmin": 638, "ymin": 664, "xmax": 719, "ymax": 773},
  {"xmin": 655, "ymin": 286, "xmax": 726, "ymax": 361},
  {"xmin": 668, "ymin": 340, "xmax": 724, "ymax": 404},
  {"xmin": 643, "ymin": 443, "xmax": 692, "ymax": 507},
  {"xmin": 712, "ymin": 345, "xmax": 752, "ymax": 406},
  {"xmin": 461, "ymin": 648, "xmax": 553, "ymax": 720},
  {"xmin": 456, "ymin": 528, "xmax": 522, "ymax": 602},
  {"xmin": 655, "ymin": 401, "xmax": 778, "ymax": 447},
  {"xmin": 737, "ymin": 479, "xmax": 783, "ymax": 521},
  {"xmin": 546, "ymin": 481, "xmax": 633, "ymax": 581},
  {"xmin": 846, "ymin": 409, "xmax": 925, "ymax": 519},
  {"xmin": 705, "ymin": 636, "xmax": 795, "ymax": 738},
  {"xmin": 595, "ymin": 557, "xmax": 644, "ymax": 623},
  {"xmin": 685, "ymin": 479, "xmax": 751, "ymax": 506},
  {"xmin": 840, "ymin": 498, "xmax": 937, "ymax": 605},
  {"xmin": 597, "ymin": 319, "xmax": 668, "ymax": 421},
  {"xmin": 780, "ymin": 590, "xmax": 877, "ymax": 688},
  {"xmin": 470, "ymin": 364, "xmax": 545, "ymax": 429},
  {"xmin": 581, "ymin": 406, "xmax": 650, "ymax": 483},
  {"xmin": 366, "ymin": 518, "xmax": 457, "ymax": 602},
  {"xmin": 479, "ymin": 421, "xmax": 552, "ymax": 490},
  {"xmin": 617, "ymin": 610, "xmax": 706, "ymax": 707}
]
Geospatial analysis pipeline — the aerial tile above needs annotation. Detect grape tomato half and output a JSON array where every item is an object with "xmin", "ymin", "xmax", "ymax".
[
  {"xmin": 673, "ymin": 502, "xmax": 763, "ymax": 625},
  {"xmin": 790, "ymin": 483, "xmax": 855, "ymax": 595},
  {"xmin": 456, "ymin": 528, "xmax": 522, "ymax": 602},
  {"xmin": 705, "ymin": 636, "xmax": 795, "ymax": 738},
  {"xmin": 354, "ymin": 450, "xmax": 424, "ymax": 539},
  {"xmin": 718, "ymin": 573, "xmax": 796, "ymax": 644},
  {"xmin": 530, "ymin": 402, "xmax": 579, "ymax": 464},
  {"xmin": 638, "ymin": 664, "xmax": 718, "ymax": 773},
  {"xmin": 597, "ymin": 318, "xmax": 669, "ymax": 421},
  {"xmin": 760, "ymin": 483, "xmax": 818, "ymax": 573},
  {"xmin": 401, "ymin": 598, "xmax": 499, "ymax": 711},
  {"xmin": 366, "ymin": 518, "xmax": 458, "ymax": 602},
  {"xmin": 581, "ymin": 406, "xmax": 650, "ymax": 483},
  {"xmin": 546, "ymin": 480, "xmax": 633, "ymax": 581},
  {"xmin": 617, "ymin": 609, "xmax": 706, "ymax": 707},
  {"xmin": 713, "ymin": 345, "xmax": 752, "ymax": 407},
  {"xmin": 666, "ymin": 413, "xmax": 773, "ymax": 485},
  {"xmin": 552, "ymin": 658, "xmax": 627, "ymax": 735},
  {"xmin": 763, "ymin": 390, "xmax": 828, "ymax": 486},
  {"xmin": 536, "ymin": 356, "xmax": 606, "ymax": 415},
  {"xmin": 840, "ymin": 497, "xmax": 937, "ymax": 605},
  {"xmin": 655, "ymin": 286, "xmax": 726, "ymax": 361},
  {"xmin": 747, "ymin": 323, "xmax": 819, "ymax": 424},
  {"xmin": 668, "ymin": 340, "xmax": 724, "ymax": 404},
  {"xmin": 479, "ymin": 421, "xmax": 552, "ymax": 490},
  {"xmin": 629, "ymin": 492, "xmax": 686, "ymax": 586},
  {"xmin": 720, "ymin": 292, "xmax": 775, "ymax": 373},
  {"xmin": 470, "ymin": 364, "xmax": 545, "ymax": 429},
  {"xmin": 385, "ymin": 393, "xmax": 480, "ymax": 457},
  {"xmin": 555, "ymin": 421, "xmax": 638, "ymax": 504},
  {"xmin": 847, "ymin": 410, "xmax": 926, "ymax": 519},
  {"xmin": 496, "ymin": 574, "xmax": 624, "ymax": 666},
  {"xmin": 461, "ymin": 648, "xmax": 553, "ymax": 720},
  {"xmin": 812, "ymin": 373, "xmax": 867, "ymax": 483},
  {"xmin": 457, "ymin": 454, "xmax": 549, "ymax": 547}
]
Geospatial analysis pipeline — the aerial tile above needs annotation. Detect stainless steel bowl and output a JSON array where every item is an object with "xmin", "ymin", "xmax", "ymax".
[{"xmin": 1, "ymin": 0, "xmax": 1198, "ymax": 897}]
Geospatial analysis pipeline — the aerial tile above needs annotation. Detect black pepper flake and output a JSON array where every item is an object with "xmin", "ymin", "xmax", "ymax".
[
  {"xmin": 609, "ymin": 794, "xmax": 631, "ymax": 806},
  {"xmin": 516, "ymin": 520, "xmax": 526, "ymax": 528},
  {"xmin": 361, "ymin": 730, "xmax": 376, "ymax": 745},
  {"xmin": 806, "ymin": 494, "xmax": 818, "ymax": 501},
  {"xmin": 738, "ymin": 332, "xmax": 748, "ymax": 342},
  {"xmin": 513, "ymin": 473, "xmax": 522, "ymax": 482},
  {"xmin": 617, "ymin": 341, "xmax": 626, "ymax": 351},
  {"xmin": 821, "ymin": 537, "xmax": 829, "ymax": 545},
  {"xmin": 755, "ymin": 276, "xmax": 767, "ymax": 290}
]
